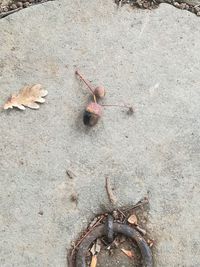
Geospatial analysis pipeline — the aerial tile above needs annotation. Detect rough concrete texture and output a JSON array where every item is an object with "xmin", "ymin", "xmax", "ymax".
[{"xmin": 0, "ymin": 1, "xmax": 200, "ymax": 266}]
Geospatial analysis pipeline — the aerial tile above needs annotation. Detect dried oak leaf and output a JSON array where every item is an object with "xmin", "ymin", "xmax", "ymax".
[
  {"xmin": 127, "ymin": 214, "xmax": 138, "ymax": 225},
  {"xmin": 3, "ymin": 84, "xmax": 48, "ymax": 110}
]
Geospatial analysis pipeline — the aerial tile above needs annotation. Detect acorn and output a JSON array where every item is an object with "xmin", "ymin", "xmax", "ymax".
[
  {"xmin": 94, "ymin": 86, "xmax": 106, "ymax": 99},
  {"xmin": 75, "ymin": 69, "xmax": 134, "ymax": 127},
  {"xmin": 83, "ymin": 102, "xmax": 103, "ymax": 126}
]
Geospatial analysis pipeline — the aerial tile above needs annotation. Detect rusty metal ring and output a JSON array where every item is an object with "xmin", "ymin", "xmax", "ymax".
[
  {"xmin": 75, "ymin": 222, "xmax": 153, "ymax": 267},
  {"xmin": 105, "ymin": 214, "xmax": 114, "ymax": 243}
]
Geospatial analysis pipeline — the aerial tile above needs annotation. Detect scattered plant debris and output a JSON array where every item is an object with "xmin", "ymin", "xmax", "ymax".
[
  {"xmin": 89, "ymin": 239, "xmax": 101, "ymax": 267},
  {"xmin": 115, "ymin": 0, "xmax": 200, "ymax": 16},
  {"xmin": 127, "ymin": 213, "xmax": 138, "ymax": 225},
  {"xmin": 75, "ymin": 70, "xmax": 133, "ymax": 126},
  {"xmin": 68, "ymin": 197, "xmax": 153, "ymax": 267},
  {"xmin": 0, "ymin": 0, "xmax": 53, "ymax": 19},
  {"xmin": 3, "ymin": 84, "xmax": 48, "ymax": 110},
  {"xmin": 68, "ymin": 214, "xmax": 105, "ymax": 267},
  {"xmin": 120, "ymin": 248, "xmax": 135, "ymax": 258},
  {"xmin": 66, "ymin": 169, "xmax": 76, "ymax": 179},
  {"xmin": 115, "ymin": 0, "xmax": 158, "ymax": 9},
  {"xmin": 147, "ymin": 238, "xmax": 155, "ymax": 248}
]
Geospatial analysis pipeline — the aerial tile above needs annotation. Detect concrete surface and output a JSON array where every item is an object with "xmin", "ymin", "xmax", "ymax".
[{"xmin": 0, "ymin": 1, "xmax": 200, "ymax": 266}]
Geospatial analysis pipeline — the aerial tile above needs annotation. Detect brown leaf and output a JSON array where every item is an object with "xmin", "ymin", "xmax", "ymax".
[
  {"xmin": 90, "ymin": 255, "xmax": 97, "ymax": 267},
  {"xmin": 127, "ymin": 214, "xmax": 138, "ymax": 225},
  {"xmin": 121, "ymin": 248, "xmax": 134, "ymax": 258},
  {"xmin": 3, "ymin": 84, "xmax": 48, "ymax": 110}
]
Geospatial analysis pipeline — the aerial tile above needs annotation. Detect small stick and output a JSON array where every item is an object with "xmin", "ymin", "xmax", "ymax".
[
  {"xmin": 75, "ymin": 70, "xmax": 96, "ymax": 102},
  {"xmin": 124, "ymin": 197, "xmax": 149, "ymax": 212},
  {"xmin": 101, "ymin": 104, "xmax": 134, "ymax": 114},
  {"xmin": 105, "ymin": 177, "xmax": 117, "ymax": 205},
  {"xmin": 101, "ymin": 104, "xmax": 131, "ymax": 108},
  {"xmin": 117, "ymin": 209, "xmax": 126, "ymax": 218}
]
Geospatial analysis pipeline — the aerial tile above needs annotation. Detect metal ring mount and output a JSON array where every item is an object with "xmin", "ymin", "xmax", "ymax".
[{"xmin": 75, "ymin": 220, "xmax": 153, "ymax": 267}]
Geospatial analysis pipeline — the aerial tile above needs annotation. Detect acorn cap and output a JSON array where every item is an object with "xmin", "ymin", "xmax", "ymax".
[{"xmin": 86, "ymin": 102, "xmax": 103, "ymax": 117}]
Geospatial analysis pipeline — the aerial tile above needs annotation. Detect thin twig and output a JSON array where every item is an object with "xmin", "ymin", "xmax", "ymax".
[
  {"xmin": 102, "ymin": 104, "xmax": 134, "ymax": 115},
  {"xmin": 101, "ymin": 104, "xmax": 131, "ymax": 109},
  {"xmin": 105, "ymin": 177, "xmax": 117, "ymax": 205},
  {"xmin": 124, "ymin": 197, "xmax": 149, "ymax": 212},
  {"xmin": 75, "ymin": 70, "xmax": 96, "ymax": 102}
]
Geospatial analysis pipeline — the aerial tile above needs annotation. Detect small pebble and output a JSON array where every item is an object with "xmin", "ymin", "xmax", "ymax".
[
  {"xmin": 16, "ymin": 2, "xmax": 23, "ymax": 7},
  {"xmin": 195, "ymin": 6, "xmax": 200, "ymax": 12},
  {"xmin": 2, "ymin": 7, "xmax": 9, "ymax": 12},
  {"xmin": 143, "ymin": 2, "xmax": 150, "ymax": 9},
  {"xmin": 179, "ymin": 3, "xmax": 187, "ymax": 10},
  {"xmin": 23, "ymin": 2, "xmax": 29, "ymax": 7},
  {"xmin": 189, "ymin": 7, "xmax": 195, "ymax": 13},
  {"xmin": 197, "ymin": 11, "xmax": 200, "ymax": 16},
  {"xmin": 28, "ymin": 0, "xmax": 34, "ymax": 3},
  {"xmin": 10, "ymin": 4, "xmax": 17, "ymax": 10},
  {"xmin": 174, "ymin": 2, "xmax": 180, "ymax": 8},
  {"xmin": 137, "ymin": 0, "xmax": 143, "ymax": 7}
]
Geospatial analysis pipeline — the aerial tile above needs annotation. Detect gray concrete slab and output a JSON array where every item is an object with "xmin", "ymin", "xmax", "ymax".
[{"xmin": 0, "ymin": 1, "xmax": 200, "ymax": 266}]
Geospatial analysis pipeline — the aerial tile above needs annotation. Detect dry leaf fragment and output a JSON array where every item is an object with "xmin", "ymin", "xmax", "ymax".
[
  {"xmin": 3, "ymin": 84, "xmax": 48, "ymax": 110},
  {"xmin": 128, "ymin": 214, "xmax": 138, "ymax": 225},
  {"xmin": 90, "ymin": 255, "xmax": 97, "ymax": 267},
  {"xmin": 121, "ymin": 248, "xmax": 135, "ymax": 258},
  {"xmin": 95, "ymin": 239, "xmax": 101, "ymax": 254},
  {"xmin": 147, "ymin": 239, "xmax": 155, "ymax": 248},
  {"xmin": 90, "ymin": 239, "xmax": 101, "ymax": 256},
  {"xmin": 90, "ymin": 244, "xmax": 96, "ymax": 256}
]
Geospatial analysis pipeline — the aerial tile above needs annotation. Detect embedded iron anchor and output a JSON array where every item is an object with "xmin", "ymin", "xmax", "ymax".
[{"xmin": 75, "ymin": 215, "xmax": 153, "ymax": 267}]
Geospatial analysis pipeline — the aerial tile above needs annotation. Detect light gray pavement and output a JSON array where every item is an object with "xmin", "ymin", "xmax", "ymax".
[{"xmin": 0, "ymin": 1, "xmax": 200, "ymax": 266}]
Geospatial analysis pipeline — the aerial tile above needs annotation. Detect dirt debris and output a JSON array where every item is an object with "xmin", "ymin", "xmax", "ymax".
[
  {"xmin": 68, "ymin": 201, "xmax": 152, "ymax": 267},
  {"xmin": 0, "ymin": 0, "xmax": 52, "ymax": 18},
  {"xmin": 1, "ymin": 0, "xmax": 200, "ymax": 19},
  {"xmin": 115, "ymin": 0, "xmax": 200, "ymax": 15}
]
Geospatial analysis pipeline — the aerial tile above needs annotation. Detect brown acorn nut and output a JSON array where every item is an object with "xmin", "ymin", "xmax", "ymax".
[
  {"xmin": 75, "ymin": 69, "xmax": 134, "ymax": 127},
  {"xmin": 94, "ymin": 86, "xmax": 106, "ymax": 99},
  {"xmin": 84, "ymin": 102, "xmax": 103, "ymax": 126}
]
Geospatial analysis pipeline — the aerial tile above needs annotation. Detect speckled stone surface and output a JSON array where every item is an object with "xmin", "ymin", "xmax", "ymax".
[{"xmin": 0, "ymin": 2, "xmax": 200, "ymax": 266}]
